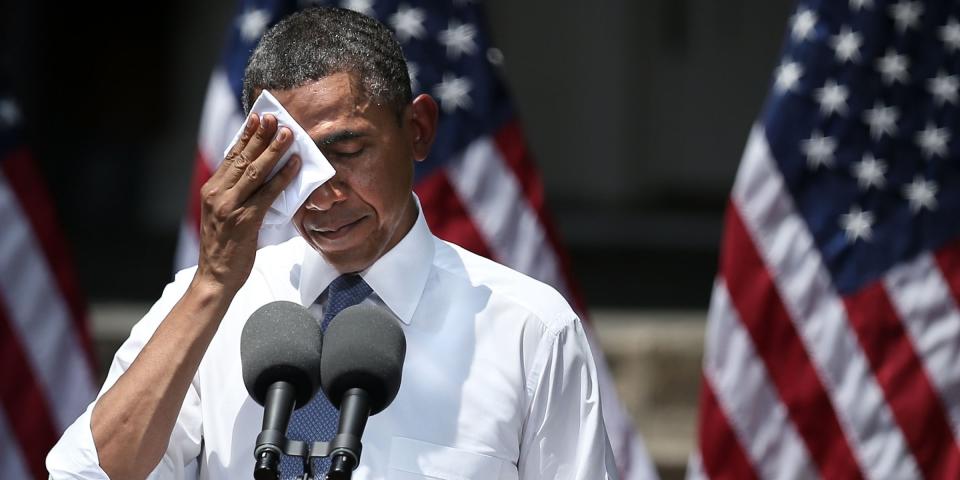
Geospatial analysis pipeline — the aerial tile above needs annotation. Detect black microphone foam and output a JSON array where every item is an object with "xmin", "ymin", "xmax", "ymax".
[
  {"xmin": 240, "ymin": 301, "xmax": 322, "ymax": 408},
  {"xmin": 321, "ymin": 304, "xmax": 406, "ymax": 415}
]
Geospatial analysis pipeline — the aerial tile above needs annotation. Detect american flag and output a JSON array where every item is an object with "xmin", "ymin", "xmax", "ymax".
[
  {"xmin": 175, "ymin": 1, "xmax": 657, "ymax": 478},
  {"xmin": 0, "ymin": 81, "xmax": 97, "ymax": 477},
  {"xmin": 690, "ymin": 1, "xmax": 960, "ymax": 478}
]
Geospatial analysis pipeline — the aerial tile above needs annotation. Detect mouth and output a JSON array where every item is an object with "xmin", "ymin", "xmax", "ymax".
[{"xmin": 307, "ymin": 216, "xmax": 366, "ymax": 241}]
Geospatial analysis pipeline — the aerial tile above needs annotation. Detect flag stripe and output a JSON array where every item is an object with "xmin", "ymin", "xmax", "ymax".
[
  {"xmin": 414, "ymin": 168, "xmax": 495, "ymax": 260},
  {"xmin": 188, "ymin": 150, "xmax": 213, "ymax": 238},
  {"xmin": 844, "ymin": 280, "xmax": 960, "ymax": 479},
  {"xmin": 490, "ymin": 122, "xmax": 588, "ymax": 315},
  {"xmin": 445, "ymin": 134, "xmax": 569, "ymax": 300},
  {"xmin": 934, "ymin": 240, "xmax": 960, "ymax": 308},
  {"xmin": 0, "ymin": 413, "xmax": 31, "ymax": 480},
  {"xmin": 704, "ymin": 280, "xmax": 817, "ymax": 479},
  {"xmin": 198, "ymin": 70, "xmax": 245, "ymax": 163},
  {"xmin": 884, "ymin": 254, "xmax": 960, "ymax": 440},
  {"xmin": 696, "ymin": 376, "xmax": 759, "ymax": 480},
  {"xmin": 0, "ymin": 170, "xmax": 97, "ymax": 431},
  {"xmin": 1, "ymin": 148, "xmax": 94, "ymax": 369},
  {"xmin": 731, "ymin": 129, "xmax": 919, "ymax": 479},
  {"xmin": 722, "ymin": 203, "xmax": 863, "ymax": 479},
  {"xmin": 0, "ymin": 294, "xmax": 59, "ymax": 480}
]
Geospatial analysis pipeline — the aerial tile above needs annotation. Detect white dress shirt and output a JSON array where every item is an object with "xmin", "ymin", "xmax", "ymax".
[{"xmin": 47, "ymin": 203, "xmax": 619, "ymax": 479}]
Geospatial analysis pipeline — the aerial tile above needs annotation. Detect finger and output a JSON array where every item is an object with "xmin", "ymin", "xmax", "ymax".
[
  {"xmin": 249, "ymin": 154, "xmax": 301, "ymax": 217},
  {"xmin": 224, "ymin": 113, "xmax": 279, "ymax": 186},
  {"xmin": 213, "ymin": 113, "xmax": 259, "ymax": 184},
  {"xmin": 229, "ymin": 125, "xmax": 294, "ymax": 201}
]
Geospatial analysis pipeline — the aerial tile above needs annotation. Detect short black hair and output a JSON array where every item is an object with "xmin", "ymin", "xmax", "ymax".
[{"xmin": 242, "ymin": 7, "xmax": 412, "ymax": 117}]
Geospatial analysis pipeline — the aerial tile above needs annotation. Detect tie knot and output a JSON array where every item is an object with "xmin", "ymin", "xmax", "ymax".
[{"xmin": 322, "ymin": 274, "xmax": 372, "ymax": 330}]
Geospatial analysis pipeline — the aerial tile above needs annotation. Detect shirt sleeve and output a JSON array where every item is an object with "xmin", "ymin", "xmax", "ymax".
[
  {"xmin": 46, "ymin": 269, "xmax": 204, "ymax": 480},
  {"xmin": 518, "ymin": 315, "xmax": 620, "ymax": 480}
]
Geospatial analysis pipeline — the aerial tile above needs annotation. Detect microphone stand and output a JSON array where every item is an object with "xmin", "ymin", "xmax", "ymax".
[{"xmin": 253, "ymin": 421, "xmax": 363, "ymax": 480}]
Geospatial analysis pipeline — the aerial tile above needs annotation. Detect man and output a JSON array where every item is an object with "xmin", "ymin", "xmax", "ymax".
[{"xmin": 47, "ymin": 7, "xmax": 617, "ymax": 479}]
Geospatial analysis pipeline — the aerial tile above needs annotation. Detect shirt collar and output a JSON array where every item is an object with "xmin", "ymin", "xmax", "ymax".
[{"xmin": 298, "ymin": 195, "xmax": 434, "ymax": 324}]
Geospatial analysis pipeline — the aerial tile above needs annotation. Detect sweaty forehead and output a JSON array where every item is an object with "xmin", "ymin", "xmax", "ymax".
[{"xmin": 271, "ymin": 72, "xmax": 375, "ymax": 132}]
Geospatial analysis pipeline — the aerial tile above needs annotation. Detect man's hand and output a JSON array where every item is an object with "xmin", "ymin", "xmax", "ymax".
[
  {"xmin": 90, "ymin": 114, "xmax": 300, "ymax": 480},
  {"xmin": 195, "ymin": 113, "xmax": 300, "ymax": 294}
]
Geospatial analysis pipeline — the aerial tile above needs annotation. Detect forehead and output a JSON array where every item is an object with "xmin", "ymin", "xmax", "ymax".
[{"xmin": 270, "ymin": 72, "xmax": 386, "ymax": 136}]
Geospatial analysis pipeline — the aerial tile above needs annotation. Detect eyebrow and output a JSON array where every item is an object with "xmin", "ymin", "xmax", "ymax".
[{"xmin": 316, "ymin": 130, "xmax": 365, "ymax": 148}]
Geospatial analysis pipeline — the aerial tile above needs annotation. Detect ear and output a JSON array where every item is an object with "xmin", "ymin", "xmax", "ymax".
[{"xmin": 408, "ymin": 94, "xmax": 439, "ymax": 162}]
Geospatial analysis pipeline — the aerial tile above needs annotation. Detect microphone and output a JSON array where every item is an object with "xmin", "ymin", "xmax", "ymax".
[
  {"xmin": 241, "ymin": 301, "xmax": 323, "ymax": 480},
  {"xmin": 321, "ymin": 304, "xmax": 406, "ymax": 479}
]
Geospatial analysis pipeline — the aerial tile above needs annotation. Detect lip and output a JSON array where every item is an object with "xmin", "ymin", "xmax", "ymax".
[{"xmin": 308, "ymin": 216, "xmax": 366, "ymax": 241}]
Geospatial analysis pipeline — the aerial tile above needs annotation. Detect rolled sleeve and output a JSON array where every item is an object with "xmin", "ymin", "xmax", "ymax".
[
  {"xmin": 518, "ymin": 316, "xmax": 620, "ymax": 479},
  {"xmin": 47, "ymin": 269, "xmax": 203, "ymax": 480}
]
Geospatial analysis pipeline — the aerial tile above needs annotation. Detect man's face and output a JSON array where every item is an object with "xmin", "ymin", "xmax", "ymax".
[{"xmin": 274, "ymin": 72, "xmax": 419, "ymax": 273}]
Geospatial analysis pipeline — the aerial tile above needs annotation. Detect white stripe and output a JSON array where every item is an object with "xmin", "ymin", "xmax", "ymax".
[
  {"xmin": 0, "ymin": 173, "xmax": 96, "ymax": 431},
  {"xmin": 884, "ymin": 253, "xmax": 960, "ymax": 441},
  {"xmin": 199, "ymin": 69, "xmax": 245, "ymax": 168},
  {"xmin": 731, "ymin": 126, "xmax": 919, "ymax": 479},
  {"xmin": 705, "ymin": 280, "xmax": 816, "ymax": 480},
  {"xmin": 0, "ymin": 414, "xmax": 31, "ymax": 480},
  {"xmin": 445, "ymin": 137, "xmax": 570, "ymax": 301},
  {"xmin": 685, "ymin": 452, "xmax": 706, "ymax": 480},
  {"xmin": 174, "ymin": 219, "xmax": 200, "ymax": 271}
]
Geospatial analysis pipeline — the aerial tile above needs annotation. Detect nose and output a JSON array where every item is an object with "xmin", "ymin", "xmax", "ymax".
[{"xmin": 302, "ymin": 178, "xmax": 347, "ymax": 212}]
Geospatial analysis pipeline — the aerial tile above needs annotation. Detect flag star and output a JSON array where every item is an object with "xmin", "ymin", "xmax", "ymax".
[
  {"xmin": 929, "ymin": 71, "xmax": 959, "ymax": 105},
  {"xmin": 877, "ymin": 49, "xmax": 909, "ymax": 85},
  {"xmin": 916, "ymin": 123, "xmax": 950, "ymax": 158},
  {"xmin": 942, "ymin": 18, "xmax": 960, "ymax": 52},
  {"xmin": 890, "ymin": 1, "xmax": 923, "ymax": 32},
  {"xmin": 439, "ymin": 20, "xmax": 478, "ymax": 59},
  {"xmin": 903, "ymin": 176, "xmax": 938, "ymax": 212},
  {"xmin": 774, "ymin": 59, "xmax": 803, "ymax": 93},
  {"xmin": 840, "ymin": 206, "xmax": 875, "ymax": 242},
  {"xmin": 237, "ymin": 8, "xmax": 270, "ymax": 42},
  {"xmin": 791, "ymin": 8, "xmax": 818, "ymax": 42},
  {"xmin": 831, "ymin": 27, "xmax": 862, "ymax": 63},
  {"xmin": 341, "ymin": 0, "xmax": 374, "ymax": 16},
  {"xmin": 434, "ymin": 74, "xmax": 472, "ymax": 112},
  {"xmin": 850, "ymin": 0, "xmax": 873, "ymax": 10},
  {"xmin": 802, "ymin": 131, "xmax": 837, "ymax": 169},
  {"xmin": 389, "ymin": 5, "xmax": 426, "ymax": 43},
  {"xmin": 863, "ymin": 102, "xmax": 899, "ymax": 139},
  {"xmin": 852, "ymin": 154, "xmax": 887, "ymax": 190},
  {"xmin": 407, "ymin": 62, "xmax": 420, "ymax": 93},
  {"xmin": 814, "ymin": 80, "xmax": 849, "ymax": 116}
]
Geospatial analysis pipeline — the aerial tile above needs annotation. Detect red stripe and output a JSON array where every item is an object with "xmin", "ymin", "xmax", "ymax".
[
  {"xmin": 721, "ymin": 204, "xmax": 863, "ymax": 479},
  {"xmin": 491, "ymin": 121, "xmax": 589, "ymax": 318},
  {"xmin": 414, "ymin": 169, "xmax": 495, "ymax": 260},
  {"xmin": 0, "ymin": 295, "xmax": 60, "ymax": 480},
  {"xmin": 697, "ymin": 375, "xmax": 759, "ymax": 480},
  {"xmin": 188, "ymin": 150, "xmax": 214, "ymax": 238},
  {"xmin": 1, "ymin": 147, "xmax": 96, "ymax": 373},
  {"xmin": 843, "ymin": 282, "xmax": 960, "ymax": 479},
  {"xmin": 934, "ymin": 238, "xmax": 960, "ymax": 305}
]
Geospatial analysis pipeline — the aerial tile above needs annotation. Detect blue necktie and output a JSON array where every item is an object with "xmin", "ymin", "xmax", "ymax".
[{"xmin": 281, "ymin": 274, "xmax": 372, "ymax": 479}]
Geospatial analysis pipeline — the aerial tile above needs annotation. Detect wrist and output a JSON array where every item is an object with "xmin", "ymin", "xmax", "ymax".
[{"xmin": 188, "ymin": 272, "xmax": 238, "ymax": 309}]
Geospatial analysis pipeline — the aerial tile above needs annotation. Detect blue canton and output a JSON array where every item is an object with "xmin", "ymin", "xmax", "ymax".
[{"xmin": 763, "ymin": 0, "xmax": 960, "ymax": 294}]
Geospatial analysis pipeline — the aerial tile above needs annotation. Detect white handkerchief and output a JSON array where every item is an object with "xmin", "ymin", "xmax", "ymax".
[{"xmin": 223, "ymin": 90, "xmax": 335, "ymax": 226}]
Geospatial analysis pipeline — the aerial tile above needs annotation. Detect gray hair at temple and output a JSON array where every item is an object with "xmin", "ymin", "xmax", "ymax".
[{"xmin": 241, "ymin": 6, "xmax": 413, "ymax": 118}]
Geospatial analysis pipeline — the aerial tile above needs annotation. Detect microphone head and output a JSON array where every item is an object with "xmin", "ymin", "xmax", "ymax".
[
  {"xmin": 240, "ymin": 301, "xmax": 322, "ymax": 408},
  {"xmin": 321, "ymin": 304, "xmax": 406, "ymax": 415}
]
